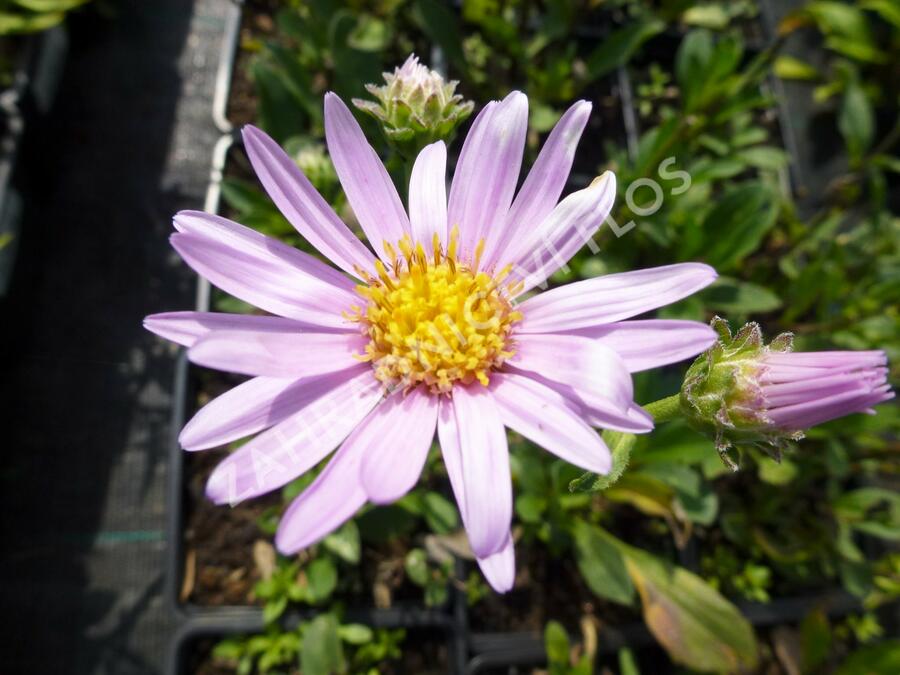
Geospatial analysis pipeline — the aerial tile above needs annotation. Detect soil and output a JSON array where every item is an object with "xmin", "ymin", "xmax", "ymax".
[{"xmin": 226, "ymin": 0, "xmax": 282, "ymax": 128}]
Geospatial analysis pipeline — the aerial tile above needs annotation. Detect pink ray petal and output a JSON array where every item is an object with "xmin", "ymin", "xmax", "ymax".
[
  {"xmin": 506, "ymin": 172, "xmax": 616, "ymax": 294},
  {"xmin": 560, "ymin": 320, "xmax": 718, "ymax": 372},
  {"xmin": 359, "ymin": 388, "xmax": 438, "ymax": 504},
  {"xmin": 188, "ymin": 330, "xmax": 366, "ymax": 377},
  {"xmin": 492, "ymin": 372, "xmax": 612, "ymax": 473},
  {"xmin": 447, "ymin": 385, "xmax": 512, "ymax": 558},
  {"xmin": 143, "ymin": 311, "xmax": 343, "ymax": 348},
  {"xmin": 206, "ymin": 368, "xmax": 382, "ymax": 505},
  {"xmin": 170, "ymin": 233, "xmax": 356, "ymax": 329},
  {"xmin": 510, "ymin": 333, "xmax": 634, "ymax": 411},
  {"xmin": 242, "ymin": 125, "xmax": 377, "ymax": 278},
  {"xmin": 174, "ymin": 210, "xmax": 356, "ymax": 292},
  {"xmin": 476, "ymin": 534, "xmax": 516, "ymax": 593},
  {"xmin": 488, "ymin": 100, "xmax": 591, "ymax": 268},
  {"xmin": 324, "ymin": 93, "xmax": 410, "ymax": 259},
  {"xmin": 448, "ymin": 92, "xmax": 528, "ymax": 260},
  {"xmin": 181, "ymin": 364, "xmax": 372, "ymax": 451},
  {"xmin": 408, "ymin": 141, "xmax": 448, "ymax": 247},
  {"xmin": 517, "ymin": 263, "xmax": 717, "ymax": 332}
]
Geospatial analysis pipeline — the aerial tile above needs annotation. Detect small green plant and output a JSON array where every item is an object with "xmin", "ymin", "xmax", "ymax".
[
  {"xmin": 213, "ymin": 613, "xmax": 404, "ymax": 675},
  {"xmin": 544, "ymin": 620, "xmax": 593, "ymax": 675}
]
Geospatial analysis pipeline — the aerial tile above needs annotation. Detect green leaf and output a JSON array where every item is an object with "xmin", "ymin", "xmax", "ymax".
[
  {"xmin": 301, "ymin": 614, "xmax": 346, "ymax": 675},
  {"xmin": 251, "ymin": 60, "xmax": 309, "ymax": 143},
  {"xmin": 737, "ymin": 146, "xmax": 790, "ymax": 170},
  {"xmin": 404, "ymin": 548, "xmax": 429, "ymax": 586},
  {"xmin": 573, "ymin": 521, "xmax": 636, "ymax": 606},
  {"xmin": 861, "ymin": 0, "xmax": 900, "ymax": 28},
  {"xmin": 422, "ymin": 491, "xmax": 460, "ymax": 534},
  {"xmin": 836, "ymin": 640, "xmax": 900, "ymax": 675},
  {"xmin": 618, "ymin": 647, "xmax": 641, "ymax": 675},
  {"xmin": 13, "ymin": 0, "xmax": 87, "ymax": 11},
  {"xmin": 757, "ymin": 456, "xmax": 798, "ymax": 485},
  {"xmin": 323, "ymin": 521, "xmax": 361, "ymax": 564},
  {"xmin": 839, "ymin": 80, "xmax": 874, "ymax": 162},
  {"xmin": 639, "ymin": 464, "xmax": 718, "ymax": 525},
  {"xmin": 681, "ymin": 5, "xmax": 729, "ymax": 29},
  {"xmin": 800, "ymin": 610, "xmax": 831, "ymax": 673},
  {"xmin": 700, "ymin": 277, "xmax": 782, "ymax": 315},
  {"xmin": 338, "ymin": 623, "xmax": 373, "ymax": 645},
  {"xmin": 306, "ymin": 558, "xmax": 338, "ymax": 603},
  {"xmin": 544, "ymin": 620, "xmax": 570, "ymax": 667},
  {"xmin": 611, "ymin": 534, "xmax": 759, "ymax": 672},
  {"xmin": 263, "ymin": 595, "xmax": 288, "ymax": 625},
  {"xmin": 347, "ymin": 14, "xmax": 390, "ymax": 51},
  {"xmin": 774, "ymin": 55, "xmax": 820, "ymax": 81},
  {"xmin": 582, "ymin": 18, "xmax": 665, "ymax": 84},
  {"xmin": 806, "ymin": 1, "xmax": 874, "ymax": 43},
  {"xmin": 0, "ymin": 9, "xmax": 62, "ymax": 34},
  {"xmin": 833, "ymin": 488, "xmax": 900, "ymax": 541},
  {"xmin": 515, "ymin": 493, "xmax": 547, "ymax": 523},
  {"xmin": 700, "ymin": 182, "xmax": 779, "ymax": 271}
]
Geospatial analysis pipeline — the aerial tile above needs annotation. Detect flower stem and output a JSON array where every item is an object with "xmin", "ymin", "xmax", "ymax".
[{"xmin": 642, "ymin": 394, "xmax": 682, "ymax": 423}]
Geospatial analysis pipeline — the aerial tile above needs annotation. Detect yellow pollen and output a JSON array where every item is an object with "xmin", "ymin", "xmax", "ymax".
[{"xmin": 352, "ymin": 230, "xmax": 521, "ymax": 394}]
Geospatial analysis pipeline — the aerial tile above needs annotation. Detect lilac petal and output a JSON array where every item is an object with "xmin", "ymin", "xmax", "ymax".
[
  {"xmin": 174, "ymin": 211, "xmax": 356, "ymax": 292},
  {"xmin": 510, "ymin": 333, "xmax": 634, "ymax": 411},
  {"xmin": 768, "ymin": 386, "xmax": 894, "ymax": 430},
  {"xmin": 359, "ymin": 388, "xmax": 437, "ymax": 504},
  {"xmin": 492, "ymin": 372, "xmax": 612, "ymax": 473},
  {"xmin": 181, "ymin": 364, "xmax": 372, "ymax": 451},
  {"xmin": 242, "ymin": 125, "xmax": 376, "ymax": 278},
  {"xmin": 448, "ymin": 92, "xmax": 528, "ymax": 260},
  {"xmin": 561, "ymin": 320, "xmax": 718, "ymax": 372},
  {"xmin": 512, "ymin": 368, "xmax": 652, "ymax": 434},
  {"xmin": 507, "ymin": 172, "xmax": 617, "ymax": 295},
  {"xmin": 207, "ymin": 368, "xmax": 382, "ymax": 506},
  {"xmin": 408, "ymin": 141, "xmax": 448, "ymax": 247},
  {"xmin": 763, "ymin": 370, "xmax": 887, "ymax": 407},
  {"xmin": 188, "ymin": 330, "xmax": 366, "ymax": 377},
  {"xmin": 488, "ymin": 100, "xmax": 591, "ymax": 268},
  {"xmin": 763, "ymin": 351, "xmax": 887, "ymax": 369},
  {"xmin": 448, "ymin": 385, "xmax": 512, "ymax": 558},
  {"xmin": 143, "ymin": 311, "xmax": 340, "ymax": 348},
  {"xmin": 477, "ymin": 534, "xmax": 516, "ymax": 593},
  {"xmin": 274, "ymin": 428, "xmax": 371, "ymax": 554},
  {"xmin": 437, "ymin": 396, "xmax": 467, "ymax": 520},
  {"xmin": 324, "ymin": 93, "xmax": 410, "ymax": 258},
  {"xmin": 171, "ymin": 218, "xmax": 358, "ymax": 328},
  {"xmin": 518, "ymin": 263, "xmax": 718, "ymax": 332}
]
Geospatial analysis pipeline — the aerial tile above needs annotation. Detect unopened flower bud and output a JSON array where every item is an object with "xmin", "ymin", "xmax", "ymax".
[
  {"xmin": 681, "ymin": 317, "xmax": 892, "ymax": 470},
  {"xmin": 353, "ymin": 54, "xmax": 474, "ymax": 157}
]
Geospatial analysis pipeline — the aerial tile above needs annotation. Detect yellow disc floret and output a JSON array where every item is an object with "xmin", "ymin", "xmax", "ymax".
[{"xmin": 350, "ymin": 227, "xmax": 522, "ymax": 394}]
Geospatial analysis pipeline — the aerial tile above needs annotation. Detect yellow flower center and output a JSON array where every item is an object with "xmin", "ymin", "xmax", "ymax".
[{"xmin": 350, "ymin": 227, "xmax": 522, "ymax": 394}]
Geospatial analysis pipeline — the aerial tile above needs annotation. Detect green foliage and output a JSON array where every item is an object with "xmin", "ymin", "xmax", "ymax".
[
  {"xmin": 212, "ymin": 614, "xmax": 405, "ymax": 675},
  {"xmin": 543, "ymin": 620, "xmax": 592, "ymax": 675},
  {"xmin": 0, "ymin": 0, "xmax": 89, "ymax": 35}
]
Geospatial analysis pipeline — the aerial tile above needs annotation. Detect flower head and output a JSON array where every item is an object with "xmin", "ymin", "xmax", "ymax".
[
  {"xmin": 353, "ymin": 54, "xmax": 474, "ymax": 157},
  {"xmin": 145, "ymin": 90, "xmax": 718, "ymax": 592},
  {"xmin": 681, "ymin": 317, "xmax": 893, "ymax": 469}
]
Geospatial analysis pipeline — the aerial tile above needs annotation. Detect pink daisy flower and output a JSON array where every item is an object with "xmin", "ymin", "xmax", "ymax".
[{"xmin": 145, "ymin": 92, "xmax": 718, "ymax": 591}]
